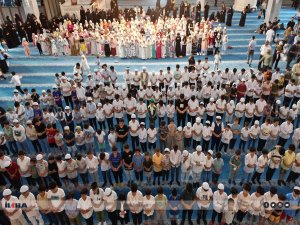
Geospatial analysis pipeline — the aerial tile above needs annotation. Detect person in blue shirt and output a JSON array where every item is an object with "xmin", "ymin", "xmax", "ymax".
[
  {"xmin": 132, "ymin": 148, "xmax": 144, "ymax": 186},
  {"xmin": 168, "ymin": 188, "xmax": 180, "ymax": 225},
  {"xmin": 284, "ymin": 186, "xmax": 300, "ymax": 222}
]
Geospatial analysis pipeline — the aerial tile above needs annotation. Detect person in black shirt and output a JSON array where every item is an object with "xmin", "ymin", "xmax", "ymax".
[
  {"xmin": 116, "ymin": 118, "xmax": 129, "ymax": 145},
  {"xmin": 122, "ymin": 144, "xmax": 134, "ymax": 186},
  {"xmin": 286, "ymin": 41, "xmax": 300, "ymax": 68},
  {"xmin": 63, "ymin": 126, "xmax": 77, "ymax": 156},
  {"xmin": 287, "ymin": 17, "xmax": 295, "ymax": 30},
  {"xmin": 175, "ymin": 33, "xmax": 181, "ymax": 57},
  {"xmin": 204, "ymin": 3, "xmax": 210, "ymax": 20},
  {"xmin": 33, "ymin": 118, "xmax": 50, "ymax": 154},
  {"xmin": 0, "ymin": 107, "xmax": 7, "ymax": 128},
  {"xmin": 180, "ymin": 183, "xmax": 196, "ymax": 225},
  {"xmin": 48, "ymin": 155, "xmax": 62, "ymax": 187},
  {"xmin": 176, "ymin": 94, "xmax": 187, "ymax": 127}
]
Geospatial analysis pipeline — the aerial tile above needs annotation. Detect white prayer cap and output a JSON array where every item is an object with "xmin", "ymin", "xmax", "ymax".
[
  {"xmin": 36, "ymin": 154, "xmax": 43, "ymax": 160},
  {"xmin": 218, "ymin": 183, "xmax": 224, "ymax": 190},
  {"xmin": 182, "ymin": 150, "xmax": 189, "ymax": 156},
  {"xmin": 104, "ymin": 188, "xmax": 112, "ymax": 196},
  {"xmin": 202, "ymin": 182, "xmax": 210, "ymax": 190},
  {"xmin": 196, "ymin": 117, "xmax": 201, "ymax": 123},
  {"xmin": 20, "ymin": 185, "xmax": 29, "ymax": 193},
  {"xmin": 65, "ymin": 154, "xmax": 72, "ymax": 160},
  {"xmin": 3, "ymin": 189, "xmax": 12, "ymax": 196},
  {"xmin": 196, "ymin": 145, "xmax": 202, "ymax": 152}
]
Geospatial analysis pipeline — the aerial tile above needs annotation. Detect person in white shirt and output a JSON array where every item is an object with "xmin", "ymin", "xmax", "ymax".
[
  {"xmin": 240, "ymin": 147, "xmax": 257, "ymax": 185},
  {"xmin": 265, "ymin": 118, "xmax": 280, "ymax": 150},
  {"xmin": 99, "ymin": 152, "xmax": 113, "ymax": 187},
  {"xmin": 257, "ymin": 118, "xmax": 271, "ymax": 152},
  {"xmin": 265, "ymin": 27, "xmax": 275, "ymax": 43},
  {"xmin": 247, "ymin": 186, "xmax": 264, "ymax": 224},
  {"xmin": 225, "ymin": 100, "xmax": 235, "ymax": 124},
  {"xmin": 127, "ymin": 183, "xmax": 143, "ymax": 224},
  {"xmin": 2, "ymin": 188, "xmax": 27, "ymax": 225},
  {"xmin": 86, "ymin": 150, "xmax": 99, "ymax": 184},
  {"xmin": 138, "ymin": 122, "xmax": 147, "ymax": 152},
  {"xmin": 234, "ymin": 183, "xmax": 252, "ymax": 224},
  {"xmin": 278, "ymin": 117, "xmax": 294, "ymax": 147},
  {"xmin": 192, "ymin": 117, "xmax": 202, "ymax": 148},
  {"xmin": 247, "ymin": 36, "xmax": 256, "ymax": 66},
  {"xmin": 17, "ymin": 151, "xmax": 35, "ymax": 186},
  {"xmin": 136, "ymin": 98, "xmax": 147, "ymax": 123},
  {"xmin": 234, "ymin": 98, "xmax": 246, "ymax": 122},
  {"xmin": 187, "ymin": 95, "xmax": 199, "ymax": 124},
  {"xmin": 12, "ymin": 119, "xmax": 29, "ymax": 150},
  {"xmin": 124, "ymin": 93, "xmax": 137, "ymax": 121},
  {"xmin": 103, "ymin": 188, "xmax": 118, "ymax": 225},
  {"xmin": 77, "ymin": 188, "xmax": 94, "ymax": 225},
  {"xmin": 206, "ymin": 98, "xmax": 216, "ymax": 123},
  {"xmin": 181, "ymin": 150, "xmax": 192, "ymax": 184},
  {"xmin": 129, "ymin": 114, "xmax": 140, "ymax": 150},
  {"xmin": 90, "ymin": 182, "xmax": 106, "ymax": 224},
  {"xmin": 143, "ymin": 188, "xmax": 155, "ymax": 225},
  {"xmin": 211, "ymin": 183, "xmax": 228, "ymax": 225},
  {"xmin": 254, "ymin": 96, "xmax": 267, "ymax": 122},
  {"xmin": 259, "ymin": 187, "xmax": 278, "ymax": 224},
  {"xmin": 251, "ymin": 149, "xmax": 269, "ymax": 185},
  {"xmin": 258, "ymin": 41, "xmax": 271, "ymax": 69},
  {"xmin": 169, "ymin": 145, "xmax": 181, "ymax": 186},
  {"xmin": 48, "ymin": 182, "xmax": 70, "ymax": 224},
  {"xmin": 19, "ymin": 185, "xmax": 44, "ymax": 225},
  {"xmin": 10, "ymin": 71, "xmax": 24, "ymax": 94},
  {"xmin": 191, "ymin": 145, "xmax": 206, "ymax": 187},
  {"xmin": 292, "ymin": 127, "xmax": 300, "ymax": 151},
  {"xmin": 112, "ymin": 94, "xmax": 124, "ymax": 123},
  {"xmin": 219, "ymin": 124, "xmax": 233, "ymax": 153},
  {"xmin": 196, "ymin": 182, "xmax": 213, "ymax": 225}
]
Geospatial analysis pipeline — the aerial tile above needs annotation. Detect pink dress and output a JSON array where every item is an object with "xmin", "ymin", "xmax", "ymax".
[{"xmin": 156, "ymin": 40, "xmax": 162, "ymax": 59}]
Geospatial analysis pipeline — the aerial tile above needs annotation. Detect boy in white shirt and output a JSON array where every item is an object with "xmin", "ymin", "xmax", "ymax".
[
  {"xmin": 240, "ymin": 147, "xmax": 257, "ymax": 185},
  {"xmin": 77, "ymin": 188, "xmax": 94, "ymax": 225},
  {"xmin": 211, "ymin": 183, "xmax": 228, "ymax": 225},
  {"xmin": 251, "ymin": 149, "xmax": 269, "ymax": 185},
  {"xmin": 196, "ymin": 182, "xmax": 213, "ymax": 225},
  {"xmin": 138, "ymin": 122, "xmax": 147, "ymax": 153}
]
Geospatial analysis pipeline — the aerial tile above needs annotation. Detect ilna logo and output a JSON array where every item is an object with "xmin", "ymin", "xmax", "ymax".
[{"xmin": 5, "ymin": 202, "xmax": 27, "ymax": 208}]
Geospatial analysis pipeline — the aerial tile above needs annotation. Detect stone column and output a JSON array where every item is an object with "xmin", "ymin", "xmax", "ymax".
[
  {"xmin": 264, "ymin": 0, "xmax": 282, "ymax": 23},
  {"xmin": 22, "ymin": 0, "xmax": 40, "ymax": 20},
  {"xmin": 233, "ymin": 0, "xmax": 257, "ymax": 11}
]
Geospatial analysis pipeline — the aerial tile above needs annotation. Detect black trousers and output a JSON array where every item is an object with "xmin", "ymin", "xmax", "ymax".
[
  {"xmin": 55, "ymin": 210, "xmax": 71, "ymax": 225},
  {"xmin": 108, "ymin": 211, "xmax": 118, "ymax": 225},
  {"xmin": 181, "ymin": 209, "xmax": 193, "ymax": 225},
  {"xmin": 257, "ymin": 138, "xmax": 266, "ymax": 152},
  {"xmin": 287, "ymin": 171, "xmax": 300, "ymax": 183},
  {"xmin": 252, "ymin": 171, "xmax": 262, "ymax": 182},
  {"xmin": 15, "ymin": 85, "xmax": 24, "ymax": 94},
  {"xmin": 132, "ymin": 211, "xmax": 143, "ymax": 225},
  {"xmin": 236, "ymin": 210, "xmax": 247, "ymax": 222},
  {"xmin": 266, "ymin": 167, "xmax": 276, "ymax": 181},
  {"xmin": 85, "ymin": 216, "xmax": 94, "ymax": 225},
  {"xmin": 31, "ymin": 139, "xmax": 42, "ymax": 153},
  {"xmin": 278, "ymin": 137, "xmax": 288, "ymax": 147},
  {"xmin": 63, "ymin": 95, "xmax": 73, "ymax": 109},
  {"xmin": 211, "ymin": 210, "xmax": 223, "ymax": 224},
  {"xmin": 89, "ymin": 117, "xmax": 97, "ymax": 130},
  {"xmin": 112, "ymin": 169, "xmax": 123, "ymax": 183},
  {"xmin": 202, "ymin": 139, "xmax": 210, "ymax": 153},
  {"xmin": 177, "ymin": 113, "xmax": 186, "ymax": 127},
  {"xmin": 197, "ymin": 208, "xmax": 208, "ymax": 224}
]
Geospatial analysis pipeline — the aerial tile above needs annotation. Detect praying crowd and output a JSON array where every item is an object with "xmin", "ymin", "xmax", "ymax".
[{"xmin": 0, "ymin": 53, "xmax": 300, "ymax": 224}]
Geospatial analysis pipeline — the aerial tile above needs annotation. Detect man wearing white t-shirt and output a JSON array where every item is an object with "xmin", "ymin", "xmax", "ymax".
[
  {"xmin": 2, "ymin": 189, "xmax": 27, "ymax": 225},
  {"xmin": 129, "ymin": 114, "xmax": 140, "ymax": 150},
  {"xmin": 19, "ymin": 185, "xmax": 44, "ymax": 225},
  {"xmin": 90, "ymin": 182, "xmax": 106, "ymax": 225},
  {"xmin": 196, "ymin": 182, "xmax": 213, "ymax": 225},
  {"xmin": 17, "ymin": 150, "xmax": 34, "ymax": 186},
  {"xmin": 191, "ymin": 145, "xmax": 206, "ymax": 187},
  {"xmin": 48, "ymin": 182, "xmax": 70, "ymax": 225},
  {"xmin": 104, "ymin": 188, "xmax": 118, "ymax": 225},
  {"xmin": 77, "ymin": 188, "xmax": 94, "ymax": 225},
  {"xmin": 127, "ymin": 183, "xmax": 143, "ymax": 225}
]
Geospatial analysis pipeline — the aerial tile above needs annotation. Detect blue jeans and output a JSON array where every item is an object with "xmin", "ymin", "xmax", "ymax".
[
  {"xmin": 38, "ymin": 138, "xmax": 49, "ymax": 154},
  {"xmin": 202, "ymin": 170, "xmax": 211, "ymax": 182},
  {"xmin": 6, "ymin": 141, "xmax": 18, "ymax": 155},
  {"xmin": 170, "ymin": 166, "xmax": 180, "ymax": 183},
  {"xmin": 17, "ymin": 139, "xmax": 30, "ymax": 153}
]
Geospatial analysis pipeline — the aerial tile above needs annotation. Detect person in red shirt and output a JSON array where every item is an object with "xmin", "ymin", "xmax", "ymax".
[
  {"xmin": 237, "ymin": 79, "xmax": 247, "ymax": 102},
  {"xmin": 46, "ymin": 124, "xmax": 57, "ymax": 152},
  {"xmin": 4, "ymin": 160, "xmax": 21, "ymax": 190}
]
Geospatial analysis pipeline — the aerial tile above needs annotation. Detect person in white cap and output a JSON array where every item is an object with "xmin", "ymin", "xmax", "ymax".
[
  {"xmin": 215, "ymin": 95, "xmax": 226, "ymax": 119},
  {"xmin": 36, "ymin": 154, "xmax": 49, "ymax": 188},
  {"xmin": 12, "ymin": 119, "xmax": 29, "ymax": 150},
  {"xmin": 292, "ymin": 126, "xmax": 300, "ymax": 151},
  {"xmin": 124, "ymin": 67, "xmax": 133, "ymax": 90},
  {"xmin": 248, "ymin": 120, "xmax": 260, "ymax": 148},
  {"xmin": 278, "ymin": 117, "xmax": 294, "ymax": 147},
  {"xmin": 284, "ymin": 186, "xmax": 300, "ymax": 221},
  {"xmin": 244, "ymin": 98, "xmax": 255, "ymax": 124},
  {"xmin": 257, "ymin": 118, "xmax": 271, "ymax": 152},
  {"xmin": 191, "ymin": 145, "xmax": 206, "ymax": 188},
  {"xmin": 234, "ymin": 97, "xmax": 246, "ymax": 122},
  {"xmin": 14, "ymin": 102, "xmax": 25, "ymax": 125},
  {"xmin": 205, "ymin": 97, "xmax": 216, "ymax": 124},
  {"xmin": 187, "ymin": 95, "xmax": 199, "ymax": 124},
  {"xmin": 19, "ymin": 185, "xmax": 44, "ymax": 225},
  {"xmin": 129, "ymin": 114, "xmax": 140, "ymax": 150},
  {"xmin": 124, "ymin": 93, "xmax": 137, "ymax": 122},
  {"xmin": 126, "ymin": 182, "xmax": 143, "ymax": 225},
  {"xmin": 103, "ymin": 187, "xmax": 118, "ymax": 225},
  {"xmin": 211, "ymin": 183, "xmax": 228, "ymax": 225},
  {"xmin": 253, "ymin": 95, "xmax": 267, "ymax": 123},
  {"xmin": 196, "ymin": 182, "xmax": 213, "ymax": 225},
  {"xmin": 183, "ymin": 122, "xmax": 193, "ymax": 149},
  {"xmin": 48, "ymin": 181, "xmax": 70, "ymax": 224},
  {"xmin": 181, "ymin": 150, "xmax": 192, "ymax": 184},
  {"xmin": 65, "ymin": 153, "xmax": 79, "ymax": 187},
  {"xmin": 219, "ymin": 124, "xmax": 233, "ymax": 153},
  {"xmin": 2, "ymin": 188, "xmax": 27, "ymax": 225},
  {"xmin": 60, "ymin": 76, "xmax": 73, "ymax": 109}
]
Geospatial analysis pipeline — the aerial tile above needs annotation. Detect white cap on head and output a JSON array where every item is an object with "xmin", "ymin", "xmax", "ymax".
[
  {"xmin": 42, "ymin": 90, "xmax": 46, "ymax": 93},
  {"xmin": 241, "ymin": 78, "xmax": 246, "ymax": 82},
  {"xmin": 97, "ymin": 103, "xmax": 102, "ymax": 107},
  {"xmin": 294, "ymin": 186, "xmax": 300, "ymax": 191},
  {"xmin": 206, "ymin": 120, "xmax": 211, "ymax": 124},
  {"xmin": 104, "ymin": 188, "xmax": 112, "ymax": 196},
  {"xmin": 3, "ymin": 189, "xmax": 12, "ymax": 196},
  {"xmin": 32, "ymin": 102, "xmax": 39, "ymax": 106},
  {"xmin": 64, "ymin": 126, "xmax": 70, "ymax": 130},
  {"xmin": 65, "ymin": 106, "xmax": 70, "ymax": 110},
  {"xmin": 177, "ymin": 126, "xmax": 182, "ymax": 131},
  {"xmin": 13, "ymin": 119, "xmax": 19, "ymax": 123},
  {"xmin": 187, "ymin": 122, "xmax": 192, "ymax": 127},
  {"xmin": 140, "ymin": 122, "xmax": 145, "ymax": 126},
  {"xmin": 254, "ymin": 120, "xmax": 259, "ymax": 125},
  {"xmin": 36, "ymin": 154, "xmax": 43, "ymax": 160},
  {"xmin": 13, "ymin": 89, "xmax": 18, "ymax": 93},
  {"xmin": 87, "ymin": 97, "xmax": 93, "ymax": 101},
  {"xmin": 218, "ymin": 183, "xmax": 224, "ymax": 190},
  {"xmin": 196, "ymin": 145, "xmax": 202, "ymax": 151},
  {"xmin": 65, "ymin": 154, "xmax": 71, "ymax": 160},
  {"xmin": 240, "ymin": 98, "xmax": 245, "ymax": 103},
  {"xmin": 20, "ymin": 185, "xmax": 29, "ymax": 193},
  {"xmin": 216, "ymin": 116, "xmax": 221, "ymax": 120},
  {"xmin": 183, "ymin": 150, "xmax": 189, "ymax": 156},
  {"xmin": 210, "ymin": 97, "xmax": 214, "ymax": 102},
  {"xmin": 131, "ymin": 114, "xmax": 136, "ymax": 119},
  {"xmin": 196, "ymin": 117, "xmax": 201, "ymax": 123},
  {"xmin": 208, "ymin": 150, "xmax": 213, "ymax": 155},
  {"xmin": 230, "ymin": 100, "xmax": 234, "ymax": 105},
  {"xmin": 276, "ymin": 100, "xmax": 281, "ymax": 104},
  {"xmin": 202, "ymin": 182, "xmax": 209, "ymax": 190},
  {"xmin": 164, "ymin": 148, "xmax": 170, "ymax": 153},
  {"xmin": 292, "ymin": 104, "xmax": 297, "ymax": 109}
]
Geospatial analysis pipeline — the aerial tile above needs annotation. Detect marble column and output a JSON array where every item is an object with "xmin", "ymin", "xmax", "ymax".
[
  {"xmin": 22, "ymin": 0, "xmax": 40, "ymax": 20},
  {"xmin": 264, "ymin": 0, "xmax": 282, "ymax": 23},
  {"xmin": 233, "ymin": 0, "xmax": 257, "ymax": 11}
]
